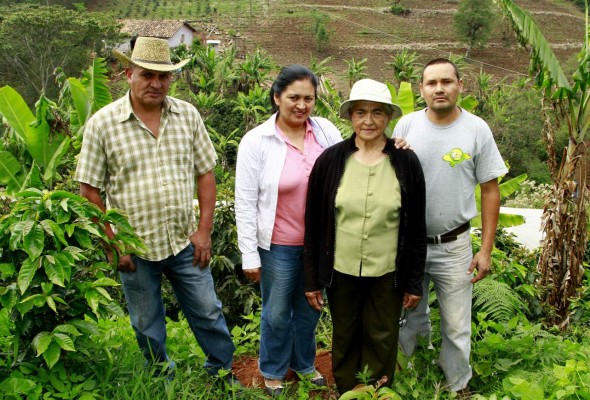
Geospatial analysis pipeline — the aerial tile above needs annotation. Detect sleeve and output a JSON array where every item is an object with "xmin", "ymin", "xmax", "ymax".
[
  {"xmin": 192, "ymin": 107, "xmax": 217, "ymax": 176},
  {"xmin": 404, "ymin": 152, "xmax": 427, "ymax": 296},
  {"xmin": 303, "ymin": 153, "xmax": 327, "ymax": 292},
  {"xmin": 474, "ymin": 124, "xmax": 508, "ymax": 183},
  {"xmin": 74, "ymin": 116, "xmax": 107, "ymax": 190},
  {"xmin": 235, "ymin": 132, "xmax": 262, "ymax": 270},
  {"xmin": 393, "ymin": 115, "xmax": 410, "ymax": 139}
]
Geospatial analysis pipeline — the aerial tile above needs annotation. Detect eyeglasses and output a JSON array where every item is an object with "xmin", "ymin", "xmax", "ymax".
[{"xmin": 399, "ymin": 308, "xmax": 408, "ymax": 328}]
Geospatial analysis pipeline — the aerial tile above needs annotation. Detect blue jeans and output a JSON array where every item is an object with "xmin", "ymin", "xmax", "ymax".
[
  {"xmin": 120, "ymin": 244, "xmax": 235, "ymax": 374},
  {"xmin": 399, "ymin": 230, "xmax": 473, "ymax": 391},
  {"xmin": 258, "ymin": 244, "xmax": 320, "ymax": 380}
]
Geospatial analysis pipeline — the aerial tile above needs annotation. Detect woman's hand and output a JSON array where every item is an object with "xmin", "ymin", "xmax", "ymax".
[
  {"xmin": 243, "ymin": 267, "xmax": 261, "ymax": 283},
  {"xmin": 305, "ymin": 290, "xmax": 324, "ymax": 311},
  {"xmin": 403, "ymin": 292, "xmax": 422, "ymax": 310}
]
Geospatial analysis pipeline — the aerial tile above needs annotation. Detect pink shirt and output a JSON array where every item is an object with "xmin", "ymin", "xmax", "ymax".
[{"xmin": 272, "ymin": 122, "xmax": 325, "ymax": 245}]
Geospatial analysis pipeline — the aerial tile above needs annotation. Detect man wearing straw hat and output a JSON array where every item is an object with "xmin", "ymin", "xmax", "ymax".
[{"xmin": 75, "ymin": 37, "xmax": 240, "ymax": 385}]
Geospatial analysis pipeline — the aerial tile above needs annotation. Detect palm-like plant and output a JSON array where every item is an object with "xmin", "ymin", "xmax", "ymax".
[
  {"xmin": 232, "ymin": 84, "xmax": 270, "ymax": 131},
  {"xmin": 344, "ymin": 57, "xmax": 368, "ymax": 89},
  {"xmin": 237, "ymin": 48, "xmax": 274, "ymax": 92},
  {"xmin": 497, "ymin": 0, "xmax": 589, "ymax": 328},
  {"xmin": 389, "ymin": 49, "xmax": 419, "ymax": 85},
  {"xmin": 309, "ymin": 54, "xmax": 334, "ymax": 97}
]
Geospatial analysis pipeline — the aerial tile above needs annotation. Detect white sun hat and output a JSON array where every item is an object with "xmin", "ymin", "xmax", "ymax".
[{"xmin": 339, "ymin": 79, "xmax": 402, "ymax": 120}]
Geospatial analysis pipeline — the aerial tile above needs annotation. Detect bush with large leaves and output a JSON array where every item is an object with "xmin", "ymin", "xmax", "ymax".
[{"xmin": 0, "ymin": 189, "xmax": 146, "ymax": 371}]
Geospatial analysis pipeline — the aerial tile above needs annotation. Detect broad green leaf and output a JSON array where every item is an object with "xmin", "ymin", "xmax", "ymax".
[
  {"xmin": 49, "ymin": 372, "xmax": 67, "ymax": 392},
  {"xmin": 17, "ymin": 257, "xmax": 40, "ymax": 294},
  {"xmin": 44, "ymin": 260, "xmax": 65, "ymax": 287},
  {"xmin": 0, "ymin": 263, "xmax": 15, "ymax": 279},
  {"xmin": 15, "ymin": 187, "xmax": 43, "ymax": 198},
  {"xmin": 50, "ymin": 190, "xmax": 85, "ymax": 202},
  {"xmin": 458, "ymin": 95, "xmax": 478, "ymax": 112},
  {"xmin": 70, "ymin": 319, "xmax": 99, "ymax": 335},
  {"xmin": 46, "ymin": 296, "xmax": 57, "ymax": 313},
  {"xmin": 499, "ymin": 0, "xmax": 571, "ymax": 92},
  {"xmin": 23, "ymin": 223, "xmax": 44, "ymax": 259},
  {"xmin": 0, "ymin": 86, "xmax": 35, "ymax": 142},
  {"xmin": 53, "ymin": 333, "xmax": 76, "ymax": 352},
  {"xmin": 73, "ymin": 229, "xmax": 93, "ymax": 249},
  {"xmin": 0, "ymin": 377, "xmax": 36, "ymax": 395},
  {"xmin": 499, "ymin": 173, "xmax": 527, "ymax": 198},
  {"xmin": 43, "ymin": 341, "xmax": 62, "ymax": 369},
  {"xmin": 43, "ymin": 137, "xmax": 71, "ymax": 183},
  {"xmin": 103, "ymin": 209, "xmax": 134, "ymax": 232},
  {"xmin": 85, "ymin": 290, "xmax": 100, "ymax": 314},
  {"xmin": 82, "ymin": 57, "xmax": 113, "ymax": 113},
  {"xmin": 32, "ymin": 331, "xmax": 52, "ymax": 356},
  {"xmin": 0, "ymin": 308, "xmax": 12, "ymax": 336},
  {"xmin": 94, "ymin": 286, "xmax": 112, "ymax": 301},
  {"xmin": 67, "ymin": 77, "xmax": 91, "ymax": 126},
  {"xmin": 54, "ymin": 324, "xmax": 82, "ymax": 337},
  {"xmin": 0, "ymin": 151, "xmax": 23, "ymax": 189},
  {"xmin": 497, "ymin": 212, "xmax": 526, "ymax": 227},
  {"xmin": 0, "ymin": 284, "xmax": 17, "ymax": 310},
  {"xmin": 19, "ymin": 161, "xmax": 42, "ymax": 192},
  {"xmin": 92, "ymin": 277, "xmax": 119, "ymax": 287}
]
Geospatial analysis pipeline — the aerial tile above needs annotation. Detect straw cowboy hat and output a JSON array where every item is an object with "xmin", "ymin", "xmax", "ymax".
[
  {"xmin": 339, "ymin": 79, "xmax": 402, "ymax": 120},
  {"xmin": 113, "ymin": 36, "xmax": 190, "ymax": 72}
]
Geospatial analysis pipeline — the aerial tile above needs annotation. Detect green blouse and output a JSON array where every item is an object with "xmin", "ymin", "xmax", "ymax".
[{"xmin": 334, "ymin": 155, "xmax": 402, "ymax": 277}]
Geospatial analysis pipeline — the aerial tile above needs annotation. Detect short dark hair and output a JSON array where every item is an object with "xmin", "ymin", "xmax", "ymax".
[
  {"xmin": 269, "ymin": 65, "xmax": 318, "ymax": 112},
  {"xmin": 421, "ymin": 58, "xmax": 460, "ymax": 82}
]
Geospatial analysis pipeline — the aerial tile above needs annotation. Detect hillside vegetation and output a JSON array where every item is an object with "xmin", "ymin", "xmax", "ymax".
[{"xmin": 86, "ymin": 0, "xmax": 586, "ymax": 89}]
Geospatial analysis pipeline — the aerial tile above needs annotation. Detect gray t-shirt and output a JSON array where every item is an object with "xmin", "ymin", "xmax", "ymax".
[{"xmin": 394, "ymin": 108, "xmax": 508, "ymax": 236}]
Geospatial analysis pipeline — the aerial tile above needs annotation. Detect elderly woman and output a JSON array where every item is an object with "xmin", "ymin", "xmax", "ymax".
[
  {"xmin": 235, "ymin": 65, "xmax": 343, "ymax": 396},
  {"xmin": 303, "ymin": 79, "xmax": 427, "ymax": 393}
]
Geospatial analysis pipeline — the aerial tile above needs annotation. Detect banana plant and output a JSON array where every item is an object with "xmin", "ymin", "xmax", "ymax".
[
  {"xmin": 496, "ymin": 0, "xmax": 589, "ymax": 327},
  {"xmin": 0, "ymin": 87, "xmax": 69, "ymax": 192},
  {"xmin": 471, "ymin": 173, "xmax": 528, "ymax": 228}
]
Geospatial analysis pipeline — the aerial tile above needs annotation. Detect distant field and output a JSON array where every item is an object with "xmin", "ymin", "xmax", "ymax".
[{"xmin": 85, "ymin": 0, "xmax": 585, "ymax": 88}]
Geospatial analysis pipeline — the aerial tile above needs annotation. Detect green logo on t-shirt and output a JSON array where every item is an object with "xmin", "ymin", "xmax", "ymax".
[{"xmin": 443, "ymin": 148, "xmax": 472, "ymax": 167}]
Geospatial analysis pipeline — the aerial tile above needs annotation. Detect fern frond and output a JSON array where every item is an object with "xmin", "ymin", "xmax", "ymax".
[{"xmin": 473, "ymin": 279, "xmax": 527, "ymax": 322}]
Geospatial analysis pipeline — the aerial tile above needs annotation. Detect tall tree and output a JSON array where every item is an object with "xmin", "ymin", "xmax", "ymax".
[
  {"xmin": 453, "ymin": 0, "xmax": 495, "ymax": 57},
  {"xmin": 497, "ymin": 0, "xmax": 589, "ymax": 329},
  {"xmin": 0, "ymin": 4, "xmax": 123, "ymax": 104}
]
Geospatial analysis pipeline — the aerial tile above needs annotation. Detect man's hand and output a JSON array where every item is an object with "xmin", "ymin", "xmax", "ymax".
[
  {"xmin": 394, "ymin": 137, "xmax": 412, "ymax": 150},
  {"xmin": 305, "ymin": 290, "xmax": 324, "ymax": 311},
  {"xmin": 468, "ymin": 250, "xmax": 491, "ymax": 283},
  {"xmin": 107, "ymin": 247, "xmax": 136, "ymax": 273},
  {"xmin": 190, "ymin": 229, "xmax": 212, "ymax": 269},
  {"xmin": 243, "ymin": 267, "xmax": 261, "ymax": 283},
  {"xmin": 403, "ymin": 292, "xmax": 422, "ymax": 309}
]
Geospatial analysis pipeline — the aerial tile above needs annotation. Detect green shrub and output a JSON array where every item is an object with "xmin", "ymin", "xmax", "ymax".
[{"xmin": 0, "ymin": 189, "xmax": 145, "ymax": 371}]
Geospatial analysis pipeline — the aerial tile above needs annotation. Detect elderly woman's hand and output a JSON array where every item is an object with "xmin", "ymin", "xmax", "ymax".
[
  {"xmin": 403, "ymin": 292, "xmax": 422, "ymax": 310},
  {"xmin": 243, "ymin": 267, "xmax": 261, "ymax": 283},
  {"xmin": 305, "ymin": 290, "xmax": 324, "ymax": 311}
]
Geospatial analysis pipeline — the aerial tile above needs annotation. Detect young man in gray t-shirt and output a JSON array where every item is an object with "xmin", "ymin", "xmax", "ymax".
[{"xmin": 394, "ymin": 58, "xmax": 507, "ymax": 396}]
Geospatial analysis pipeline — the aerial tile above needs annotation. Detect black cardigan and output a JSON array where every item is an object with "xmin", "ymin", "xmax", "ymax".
[{"xmin": 303, "ymin": 135, "xmax": 427, "ymax": 295}]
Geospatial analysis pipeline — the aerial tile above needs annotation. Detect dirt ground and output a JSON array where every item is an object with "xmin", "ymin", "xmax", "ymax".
[
  {"xmin": 232, "ymin": 351, "xmax": 339, "ymax": 398},
  {"xmin": 233, "ymin": 0, "xmax": 584, "ymax": 91}
]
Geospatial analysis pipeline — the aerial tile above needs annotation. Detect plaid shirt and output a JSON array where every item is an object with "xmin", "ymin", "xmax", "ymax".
[{"xmin": 75, "ymin": 92, "xmax": 217, "ymax": 261}]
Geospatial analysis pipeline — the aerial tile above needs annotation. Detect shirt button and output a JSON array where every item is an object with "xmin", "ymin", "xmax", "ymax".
[
  {"xmin": 367, "ymin": 191, "xmax": 373, "ymax": 196},
  {"xmin": 362, "ymin": 255, "xmax": 367, "ymax": 260},
  {"xmin": 366, "ymin": 213, "xmax": 371, "ymax": 218},
  {"xmin": 363, "ymin": 235, "xmax": 368, "ymax": 240}
]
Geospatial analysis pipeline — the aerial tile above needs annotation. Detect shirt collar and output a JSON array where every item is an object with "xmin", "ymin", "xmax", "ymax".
[{"xmin": 118, "ymin": 91, "xmax": 176, "ymax": 122}]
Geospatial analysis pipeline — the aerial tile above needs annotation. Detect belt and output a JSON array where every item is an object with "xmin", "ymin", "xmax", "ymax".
[{"xmin": 427, "ymin": 222, "xmax": 470, "ymax": 244}]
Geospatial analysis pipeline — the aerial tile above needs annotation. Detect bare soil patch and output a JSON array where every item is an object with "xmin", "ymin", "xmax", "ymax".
[{"xmin": 232, "ymin": 351, "xmax": 339, "ymax": 398}]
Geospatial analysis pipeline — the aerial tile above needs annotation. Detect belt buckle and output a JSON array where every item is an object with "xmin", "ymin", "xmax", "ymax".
[{"xmin": 433, "ymin": 234, "xmax": 441, "ymax": 244}]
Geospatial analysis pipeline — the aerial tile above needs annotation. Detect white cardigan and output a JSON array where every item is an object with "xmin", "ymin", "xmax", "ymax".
[{"xmin": 235, "ymin": 113, "xmax": 343, "ymax": 270}]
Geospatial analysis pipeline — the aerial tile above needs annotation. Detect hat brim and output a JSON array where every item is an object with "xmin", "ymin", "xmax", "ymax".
[
  {"xmin": 339, "ymin": 99, "xmax": 403, "ymax": 120},
  {"xmin": 113, "ymin": 49, "xmax": 190, "ymax": 72}
]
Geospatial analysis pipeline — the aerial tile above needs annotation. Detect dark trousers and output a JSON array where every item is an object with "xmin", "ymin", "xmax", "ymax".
[{"xmin": 327, "ymin": 270, "xmax": 403, "ymax": 393}]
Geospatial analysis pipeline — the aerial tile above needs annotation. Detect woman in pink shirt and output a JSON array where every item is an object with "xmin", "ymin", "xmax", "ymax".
[{"xmin": 235, "ymin": 65, "xmax": 342, "ymax": 395}]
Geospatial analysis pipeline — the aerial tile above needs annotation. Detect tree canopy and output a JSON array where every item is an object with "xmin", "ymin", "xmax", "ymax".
[{"xmin": 0, "ymin": 4, "xmax": 123, "ymax": 104}]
